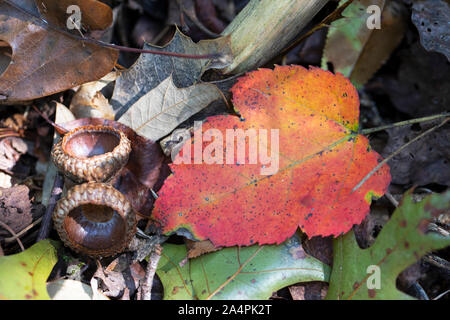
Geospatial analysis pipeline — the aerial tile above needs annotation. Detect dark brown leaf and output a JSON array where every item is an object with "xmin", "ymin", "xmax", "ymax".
[{"xmin": 0, "ymin": 0, "xmax": 118, "ymax": 102}]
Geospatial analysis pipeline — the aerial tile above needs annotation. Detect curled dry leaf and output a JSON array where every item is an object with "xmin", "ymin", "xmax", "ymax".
[
  {"xmin": 0, "ymin": 0, "xmax": 118, "ymax": 103},
  {"xmin": 69, "ymin": 72, "xmax": 117, "ymax": 120},
  {"xmin": 0, "ymin": 137, "xmax": 27, "ymax": 172}
]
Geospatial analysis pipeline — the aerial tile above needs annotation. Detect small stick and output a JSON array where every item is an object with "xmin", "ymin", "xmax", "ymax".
[
  {"xmin": 32, "ymin": 105, "xmax": 68, "ymax": 135},
  {"xmin": 0, "ymin": 220, "xmax": 25, "ymax": 251},
  {"xmin": 360, "ymin": 113, "xmax": 450, "ymax": 135},
  {"xmin": 36, "ymin": 173, "xmax": 64, "ymax": 241},
  {"xmin": 433, "ymin": 290, "xmax": 450, "ymax": 300},
  {"xmin": 423, "ymin": 254, "xmax": 450, "ymax": 273},
  {"xmin": 352, "ymin": 118, "xmax": 449, "ymax": 193},
  {"xmin": 140, "ymin": 244, "xmax": 163, "ymax": 300},
  {"xmin": 4, "ymin": 217, "xmax": 42, "ymax": 243},
  {"xmin": 384, "ymin": 192, "xmax": 399, "ymax": 207}
]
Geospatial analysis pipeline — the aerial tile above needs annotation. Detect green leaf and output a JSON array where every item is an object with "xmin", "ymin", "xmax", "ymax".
[
  {"xmin": 156, "ymin": 234, "xmax": 330, "ymax": 300},
  {"xmin": 326, "ymin": 190, "xmax": 450, "ymax": 300},
  {"xmin": 0, "ymin": 239, "xmax": 59, "ymax": 300}
]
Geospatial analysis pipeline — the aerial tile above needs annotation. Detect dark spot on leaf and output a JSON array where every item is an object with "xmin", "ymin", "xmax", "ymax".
[{"xmin": 368, "ymin": 289, "xmax": 376, "ymax": 298}]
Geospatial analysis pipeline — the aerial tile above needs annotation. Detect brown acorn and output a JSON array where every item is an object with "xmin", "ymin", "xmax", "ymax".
[
  {"xmin": 53, "ymin": 182, "xmax": 137, "ymax": 257},
  {"xmin": 51, "ymin": 125, "xmax": 131, "ymax": 183}
]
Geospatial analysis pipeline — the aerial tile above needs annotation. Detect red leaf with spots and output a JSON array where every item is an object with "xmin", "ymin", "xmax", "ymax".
[{"xmin": 152, "ymin": 65, "xmax": 391, "ymax": 246}]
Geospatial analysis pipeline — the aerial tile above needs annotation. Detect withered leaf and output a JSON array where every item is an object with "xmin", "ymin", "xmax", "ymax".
[
  {"xmin": 412, "ymin": 0, "xmax": 450, "ymax": 61},
  {"xmin": 0, "ymin": 0, "xmax": 118, "ymax": 103},
  {"xmin": 118, "ymin": 76, "xmax": 222, "ymax": 141},
  {"xmin": 111, "ymin": 29, "xmax": 231, "ymax": 118},
  {"xmin": 0, "ymin": 185, "xmax": 32, "ymax": 238}
]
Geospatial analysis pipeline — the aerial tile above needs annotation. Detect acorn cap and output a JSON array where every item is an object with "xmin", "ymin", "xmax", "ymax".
[
  {"xmin": 53, "ymin": 182, "xmax": 137, "ymax": 257},
  {"xmin": 51, "ymin": 125, "xmax": 131, "ymax": 183}
]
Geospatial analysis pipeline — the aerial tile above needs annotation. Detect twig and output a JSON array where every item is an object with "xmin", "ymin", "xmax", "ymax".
[
  {"xmin": 36, "ymin": 173, "xmax": 64, "ymax": 241},
  {"xmin": 410, "ymin": 282, "xmax": 429, "ymax": 300},
  {"xmin": 360, "ymin": 113, "xmax": 450, "ymax": 135},
  {"xmin": 140, "ymin": 244, "xmax": 163, "ymax": 300},
  {"xmin": 423, "ymin": 254, "xmax": 450, "ymax": 273},
  {"xmin": 384, "ymin": 192, "xmax": 399, "ymax": 207},
  {"xmin": 433, "ymin": 290, "xmax": 450, "ymax": 300},
  {"xmin": 32, "ymin": 105, "xmax": 68, "ymax": 135},
  {"xmin": 4, "ymin": 217, "xmax": 42, "ymax": 243},
  {"xmin": 4, "ymin": 0, "xmax": 218, "ymax": 60},
  {"xmin": 0, "ymin": 220, "xmax": 25, "ymax": 251},
  {"xmin": 352, "ymin": 118, "xmax": 449, "ymax": 193}
]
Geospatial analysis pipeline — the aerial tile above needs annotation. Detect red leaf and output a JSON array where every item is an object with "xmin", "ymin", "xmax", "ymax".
[{"xmin": 152, "ymin": 66, "xmax": 391, "ymax": 246}]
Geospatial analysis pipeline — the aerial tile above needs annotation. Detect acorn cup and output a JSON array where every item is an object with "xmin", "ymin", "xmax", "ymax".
[
  {"xmin": 51, "ymin": 125, "xmax": 131, "ymax": 183},
  {"xmin": 53, "ymin": 182, "xmax": 137, "ymax": 257},
  {"xmin": 50, "ymin": 124, "xmax": 137, "ymax": 257}
]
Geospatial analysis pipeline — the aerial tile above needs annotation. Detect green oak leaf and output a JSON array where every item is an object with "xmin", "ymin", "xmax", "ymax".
[
  {"xmin": 0, "ymin": 239, "xmax": 59, "ymax": 300},
  {"xmin": 156, "ymin": 234, "xmax": 330, "ymax": 300},
  {"xmin": 326, "ymin": 190, "xmax": 450, "ymax": 300}
]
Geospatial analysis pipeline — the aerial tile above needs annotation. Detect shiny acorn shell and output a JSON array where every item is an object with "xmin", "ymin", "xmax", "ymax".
[
  {"xmin": 51, "ymin": 125, "xmax": 131, "ymax": 183},
  {"xmin": 53, "ymin": 182, "xmax": 137, "ymax": 257}
]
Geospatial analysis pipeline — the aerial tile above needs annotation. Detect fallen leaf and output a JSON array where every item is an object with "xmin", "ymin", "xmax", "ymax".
[
  {"xmin": 379, "ymin": 42, "xmax": 450, "ymax": 117},
  {"xmin": 289, "ymin": 282, "xmax": 328, "ymax": 300},
  {"xmin": 185, "ymin": 239, "xmax": 222, "ymax": 259},
  {"xmin": 69, "ymin": 72, "xmax": 117, "ymax": 120},
  {"xmin": 0, "ymin": 185, "xmax": 32, "ymax": 238},
  {"xmin": 382, "ymin": 123, "xmax": 450, "ymax": 186},
  {"xmin": 322, "ymin": 0, "xmax": 407, "ymax": 88},
  {"xmin": 412, "ymin": 0, "xmax": 450, "ymax": 61},
  {"xmin": 0, "ymin": 172, "xmax": 12, "ymax": 188},
  {"xmin": 118, "ymin": 76, "xmax": 222, "ymax": 141},
  {"xmin": 111, "ymin": 28, "xmax": 232, "ymax": 118},
  {"xmin": 156, "ymin": 233, "xmax": 330, "ymax": 300},
  {"xmin": 0, "ymin": 239, "xmax": 59, "ymax": 300},
  {"xmin": 0, "ymin": 0, "xmax": 118, "ymax": 102},
  {"xmin": 0, "ymin": 137, "xmax": 27, "ymax": 172},
  {"xmin": 152, "ymin": 65, "xmax": 391, "ymax": 246},
  {"xmin": 326, "ymin": 190, "xmax": 450, "ymax": 300},
  {"xmin": 47, "ymin": 279, "xmax": 109, "ymax": 300},
  {"xmin": 36, "ymin": 0, "xmax": 113, "ymax": 31}
]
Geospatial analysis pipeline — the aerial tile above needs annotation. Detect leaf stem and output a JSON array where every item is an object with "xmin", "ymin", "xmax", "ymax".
[
  {"xmin": 352, "ymin": 117, "xmax": 449, "ymax": 193},
  {"xmin": 360, "ymin": 113, "xmax": 450, "ymax": 135}
]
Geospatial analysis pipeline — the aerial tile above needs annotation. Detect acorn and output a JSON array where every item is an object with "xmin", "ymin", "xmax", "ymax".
[
  {"xmin": 53, "ymin": 182, "xmax": 137, "ymax": 257},
  {"xmin": 51, "ymin": 125, "xmax": 131, "ymax": 183}
]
